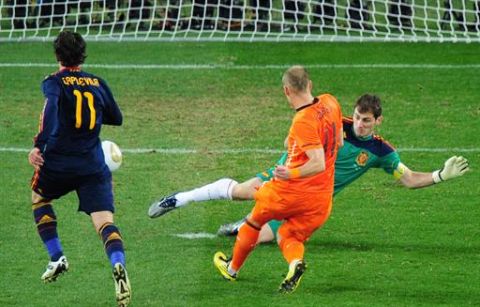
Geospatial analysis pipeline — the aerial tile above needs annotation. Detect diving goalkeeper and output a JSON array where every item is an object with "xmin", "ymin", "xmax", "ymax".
[{"xmin": 148, "ymin": 94, "xmax": 470, "ymax": 243}]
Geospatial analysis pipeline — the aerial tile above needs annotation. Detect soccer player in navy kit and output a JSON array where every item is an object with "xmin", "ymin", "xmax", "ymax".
[{"xmin": 28, "ymin": 31, "xmax": 131, "ymax": 307}]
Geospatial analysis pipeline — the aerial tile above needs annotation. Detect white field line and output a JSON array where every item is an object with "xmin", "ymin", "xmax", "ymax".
[
  {"xmin": 173, "ymin": 233, "xmax": 217, "ymax": 239},
  {"xmin": 1, "ymin": 147, "xmax": 479, "ymax": 154},
  {"xmin": 1, "ymin": 63, "xmax": 480, "ymax": 70}
]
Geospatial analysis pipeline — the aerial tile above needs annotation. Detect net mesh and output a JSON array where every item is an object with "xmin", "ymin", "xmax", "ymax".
[{"xmin": 1, "ymin": 0, "xmax": 479, "ymax": 42}]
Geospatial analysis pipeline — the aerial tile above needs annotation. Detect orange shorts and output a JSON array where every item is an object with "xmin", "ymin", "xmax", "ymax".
[{"xmin": 250, "ymin": 181, "xmax": 332, "ymax": 243}]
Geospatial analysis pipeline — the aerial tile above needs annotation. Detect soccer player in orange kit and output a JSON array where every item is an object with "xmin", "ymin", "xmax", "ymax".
[{"xmin": 213, "ymin": 65, "xmax": 343, "ymax": 293}]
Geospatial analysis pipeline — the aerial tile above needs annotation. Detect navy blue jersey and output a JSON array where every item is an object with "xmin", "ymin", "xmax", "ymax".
[{"xmin": 34, "ymin": 67, "xmax": 122, "ymax": 175}]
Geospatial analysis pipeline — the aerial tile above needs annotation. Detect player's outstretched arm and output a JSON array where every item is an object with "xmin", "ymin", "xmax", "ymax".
[
  {"xmin": 433, "ymin": 156, "xmax": 470, "ymax": 182},
  {"xmin": 399, "ymin": 156, "xmax": 470, "ymax": 188}
]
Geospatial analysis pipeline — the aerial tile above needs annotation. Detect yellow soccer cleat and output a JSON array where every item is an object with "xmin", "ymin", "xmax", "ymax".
[
  {"xmin": 279, "ymin": 260, "xmax": 307, "ymax": 294},
  {"xmin": 113, "ymin": 263, "xmax": 131, "ymax": 307},
  {"xmin": 213, "ymin": 252, "xmax": 237, "ymax": 281}
]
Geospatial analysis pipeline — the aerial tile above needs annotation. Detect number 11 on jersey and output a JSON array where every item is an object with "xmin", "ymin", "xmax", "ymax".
[{"xmin": 74, "ymin": 90, "xmax": 96, "ymax": 130}]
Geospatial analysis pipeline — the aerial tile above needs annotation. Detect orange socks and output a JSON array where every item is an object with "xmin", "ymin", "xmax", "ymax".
[
  {"xmin": 230, "ymin": 222, "xmax": 260, "ymax": 272},
  {"xmin": 279, "ymin": 238, "xmax": 304, "ymax": 264}
]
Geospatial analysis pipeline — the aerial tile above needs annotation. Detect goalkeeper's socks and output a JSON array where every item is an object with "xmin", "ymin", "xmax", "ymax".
[
  {"xmin": 175, "ymin": 178, "xmax": 238, "ymax": 207},
  {"xmin": 33, "ymin": 202, "xmax": 64, "ymax": 261}
]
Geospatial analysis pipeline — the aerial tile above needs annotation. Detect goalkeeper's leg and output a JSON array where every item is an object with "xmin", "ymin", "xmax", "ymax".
[
  {"xmin": 173, "ymin": 178, "xmax": 239, "ymax": 206},
  {"xmin": 150, "ymin": 177, "xmax": 262, "ymax": 218},
  {"xmin": 175, "ymin": 176, "xmax": 262, "ymax": 205},
  {"xmin": 149, "ymin": 176, "xmax": 263, "ymax": 217},
  {"xmin": 149, "ymin": 153, "xmax": 284, "ymax": 215}
]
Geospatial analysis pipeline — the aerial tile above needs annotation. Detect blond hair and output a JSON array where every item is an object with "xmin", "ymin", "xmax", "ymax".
[{"xmin": 282, "ymin": 65, "xmax": 310, "ymax": 93}]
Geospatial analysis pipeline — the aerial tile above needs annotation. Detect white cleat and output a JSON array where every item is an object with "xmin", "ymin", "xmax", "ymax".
[
  {"xmin": 41, "ymin": 255, "xmax": 69, "ymax": 283},
  {"xmin": 148, "ymin": 193, "xmax": 178, "ymax": 218}
]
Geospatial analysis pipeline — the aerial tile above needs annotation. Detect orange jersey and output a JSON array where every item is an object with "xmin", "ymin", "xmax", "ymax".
[{"xmin": 276, "ymin": 93, "xmax": 343, "ymax": 193}]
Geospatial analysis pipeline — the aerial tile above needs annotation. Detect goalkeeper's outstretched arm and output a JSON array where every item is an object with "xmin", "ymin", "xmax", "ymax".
[{"xmin": 398, "ymin": 156, "xmax": 470, "ymax": 189}]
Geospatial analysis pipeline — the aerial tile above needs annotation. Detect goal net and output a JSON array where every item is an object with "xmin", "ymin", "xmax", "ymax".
[{"xmin": 1, "ymin": 0, "xmax": 479, "ymax": 42}]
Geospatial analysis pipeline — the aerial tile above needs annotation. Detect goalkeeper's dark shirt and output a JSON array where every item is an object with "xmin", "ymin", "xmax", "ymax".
[{"xmin": 34, "ymin": 67, "xmax": 122, "ymax": 175}]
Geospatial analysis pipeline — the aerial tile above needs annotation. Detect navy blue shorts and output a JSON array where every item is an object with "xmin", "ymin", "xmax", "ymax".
[{"xmin": 31, "ymin": 166, "xmax": 114, "ymax": 214}]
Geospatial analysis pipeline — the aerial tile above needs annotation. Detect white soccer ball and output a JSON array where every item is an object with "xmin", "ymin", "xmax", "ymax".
[{"xmin": 102, "ymin": 140, "xmax": 122, "ymax": 172}]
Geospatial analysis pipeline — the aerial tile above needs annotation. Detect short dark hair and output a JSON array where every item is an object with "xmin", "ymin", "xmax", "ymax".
[
  {"xmin": 355, "ymin": 94, "xmax": 382, "ymax": 118},
  {"xmin": 54, "ymin": 31, "xmax": 87, "ymax": 67}
]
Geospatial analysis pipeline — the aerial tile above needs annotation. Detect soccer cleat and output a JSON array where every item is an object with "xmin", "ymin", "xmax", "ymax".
[
  {"xmin": 213, "ymin": 252, "xmax": 237, "ymax": 281},
  {"xmin": 113, "ymin": 263, "xmax": 131, "ymax": 307},
  {"xmin": 217, "ymin": 218, "xmax": 245, "ymax": 236},
  {"xmin": 279, "ymin": 261, "xmax": 307, "ymax": 294},
  {"xmin": 41, "ymin": 255, "xmax": 69, "ymax": 283},
  {"xmin": 148, "ymin": 193, "xmax": 178, "ymax": 218}
]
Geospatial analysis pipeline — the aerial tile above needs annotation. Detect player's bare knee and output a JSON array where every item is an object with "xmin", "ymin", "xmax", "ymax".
[
  {"xmin": 232, "ymin": 182, "xmax": 249, "ymax": 200},
  {"xmin": 231, "ymin": 183, "xmax": 247, "ymax": 200},
  {"xmin": 258, "ymin": 224, "xmax": 275, "ymax": 243},
  {"xmin": 232, "ymin": 178, "xmax": 261, "ymax": 200},
  {"xmin": 91, "ymin": 211, "xmax": 114, "ymax": 234}
]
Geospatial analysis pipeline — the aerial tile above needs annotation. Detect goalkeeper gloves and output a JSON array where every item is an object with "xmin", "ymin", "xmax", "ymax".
[{"xmin": 432, "ymin": 156, "xmax": 469, "ymax": 183}]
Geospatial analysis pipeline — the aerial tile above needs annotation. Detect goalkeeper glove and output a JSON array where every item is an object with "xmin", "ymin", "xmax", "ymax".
[{"xmin": 432, "ymin": 156, "xmax": 469, "ymax": 183}]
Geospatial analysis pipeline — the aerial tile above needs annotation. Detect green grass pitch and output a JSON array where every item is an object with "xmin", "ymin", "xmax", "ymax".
[{"xmin": 0, "ymin": 42, "xmax": 479, "ymax": 306}]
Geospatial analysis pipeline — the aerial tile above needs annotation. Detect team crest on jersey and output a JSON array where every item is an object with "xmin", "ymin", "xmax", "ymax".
[{"xmin": 356, "ymin": 151, "xmax": 369, "ymax": 166}]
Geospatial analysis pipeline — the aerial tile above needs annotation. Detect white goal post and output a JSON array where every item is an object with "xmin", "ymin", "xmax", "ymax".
[{"xmin": 1, "ymin": 0, "xmax": 479, "ymax": 42}]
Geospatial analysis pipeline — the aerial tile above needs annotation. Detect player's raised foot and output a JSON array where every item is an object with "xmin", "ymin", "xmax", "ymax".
[
  {"xmin": 279, "ymin": 260, "xmax": 307, "ymax": 294},
  {"xmin": 41, "ymin": 255, "xmax": 69, "ymax": 283},
  {"xmin": 213, "ymin": 252, "xmax": 237, "ymax": 281},
  {"xmin": 113, "ymin": 263, "xmax": 131, "ymax": 307},
  {"xmin": 217, "ymin": 218, "xmax": 245, "ymax": 236},
  {"xmin": 148, "ymin": 193, "xmax": 178, "ymax": 218}
]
